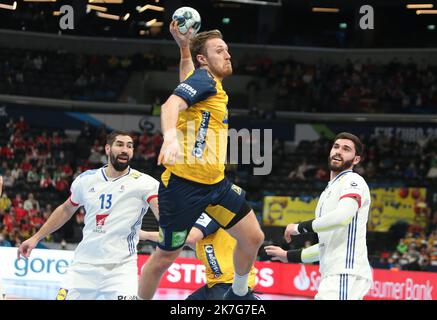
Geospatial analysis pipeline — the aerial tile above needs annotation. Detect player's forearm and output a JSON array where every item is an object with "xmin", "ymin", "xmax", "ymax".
[
  {"xmin": 179, "ymin": 47, "xmax": 194, "ymax": 82},
  {"xmin": 33, "ymin": 202, "xmax": 75, "ymax": 242},
  {"xmin": 297, "ymin": 197, "xmax": 359, "ymax": 234},
  {"xmin": 287, "ymin": 244, "xmax": 320, "ymax": 263},
  {"xmin": 161, "ymin": 102, "xmax": 180, "ymax": 138},
  {"xmin": 139, "ymin": 230, "xmax": 160, "ymax": 242}
]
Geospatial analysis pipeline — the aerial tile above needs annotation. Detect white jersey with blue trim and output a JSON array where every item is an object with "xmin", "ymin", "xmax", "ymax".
[
  {"xmin": 315, "ymin": 170, "xmax": 372, "ymax": 280},
  {"xmin": 69, "ymin": 166, "xmax": 159, "ymax": 264}
]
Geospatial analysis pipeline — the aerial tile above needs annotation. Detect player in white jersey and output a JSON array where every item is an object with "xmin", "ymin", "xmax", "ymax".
[
  {"xmin": 0, "ymin": 175, "xmax": 4, "ymax": 300},
  {"xmin": 17, "ymin": 131, "xmax": 160, "ymax": 300},
  {"xmin": 265, "ymin": 132, "xmax": 372, "ymax": 300}
]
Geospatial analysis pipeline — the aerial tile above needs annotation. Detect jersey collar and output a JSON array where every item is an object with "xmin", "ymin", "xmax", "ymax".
[
  {"xmin": 101, "ymin": 165, "xmax": 131, "ymax": 182},
  {"xmin": 328, "ymin": 169, "xmax": 353, "ymax": 187}
]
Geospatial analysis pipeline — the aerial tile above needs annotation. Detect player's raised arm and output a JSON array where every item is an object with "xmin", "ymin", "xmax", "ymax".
[
  {"xmin": 17, "ymin": 198, "xmax": 78, "ymax": 259},
  {"xmin": 169, "ymin": 20, "xmax": 195, "ymax": 82}
]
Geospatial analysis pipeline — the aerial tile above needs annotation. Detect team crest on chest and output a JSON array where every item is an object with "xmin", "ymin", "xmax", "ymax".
[{"xmin": 93, "ymin": 214, "xmax": 109, "ymax": 233}]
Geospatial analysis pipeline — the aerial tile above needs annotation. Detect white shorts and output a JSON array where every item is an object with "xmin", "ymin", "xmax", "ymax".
[
  {"xmin": 57, "ymin": 259, "xmax": 138, "ymax": 300},
  {"xmin": 315, "ymin": 274, "xmax": 372, "ymax": 300},
  {"xmin": 0, "ymin": 280, "xmax": 4, "ymax": 300}
]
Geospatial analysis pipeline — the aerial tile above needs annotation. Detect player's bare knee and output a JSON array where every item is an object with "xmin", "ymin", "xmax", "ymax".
[
  {"xmin": 252, "ymin": 229, "xmax": 264, "ymax": 247},
  {"xmin": 237, "ymin": 229, "xmax": 264, "ymax": 250},
  {"xmin": 153, "ymin": 250, "xmax": 180, "ymax": 271}
]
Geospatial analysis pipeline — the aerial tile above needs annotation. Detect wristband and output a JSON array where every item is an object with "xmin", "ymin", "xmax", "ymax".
[{"xmin": 298, "ymin": 219, "xmax": 315, "ymax": 234}]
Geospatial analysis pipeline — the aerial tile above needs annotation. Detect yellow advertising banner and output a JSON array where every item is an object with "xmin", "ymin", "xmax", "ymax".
[
  {"xmin": 263, "ymin": 188, "xmax": 428, "ymax": 230},
  {"xmin": 263, "ymin": 196, "xmax": 318, "ymax": 226},
  {"xmin": 368, "ymin": 187, "xmax": 428, "ymax": 232}
]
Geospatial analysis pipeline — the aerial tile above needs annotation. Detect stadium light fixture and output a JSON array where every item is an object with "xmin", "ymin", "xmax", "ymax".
[
  {"xmin": 406, "ymin": 4, "xmax": 433, "ymax": 9},
  {"xmin": 312, "ymin": 7, "xmax": 340, "ymax": 13},
  {"xmin": 87, "ymin": 4, "xmax": 108, "ymax": 13},
  {"xmin": 96, "ymin": 11, "xmax": 120, "ymax": 20},
  {"xmin": 416, "ymin": 9, "xmax": 437, "ymax": 14},
  {"xmin": 136, "ymin": 4, "xmax": 164, "ymax": 13},
  {"xmin": 89, "ymin": 0, "xmax": 123, "ymax": 3},
  {"xmin": 23, "ymin": 0, "xmax": 56, "ymax": 2},
  {"xmin": 122, "ymin": 13, "xmax": 130, "ymax": 21},
  {"xmin": 145, "ymin": 18, "xmax": 157, "ymax": 27},
  {"xmin": 0, "ymin": 1, "xmax": 17, "ymax": 10}
]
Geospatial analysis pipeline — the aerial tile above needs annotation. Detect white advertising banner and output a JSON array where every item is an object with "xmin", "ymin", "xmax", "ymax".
[{"xmin": 0, "ymin": 247, "xmax": 74, "ymax": 282}]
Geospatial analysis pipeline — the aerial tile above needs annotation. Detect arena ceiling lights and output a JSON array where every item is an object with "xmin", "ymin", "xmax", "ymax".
[
  {"xmin": 219, "ymin": 0, "xmax": 282, "ymax": 6},
  {"xmin": 312, "ymin": 7, "xmax": 340, "ymax": 13},
  {"xmin": 406, "ymin": 4, "xmax": 433, "ymax": 9},
  {"xmin": 88, "ymin": 0, "xmax": 124, "ymax": 3},
  {"xmin": 136, "ymin": 4, "xmax": 164, "ymax": 13}
]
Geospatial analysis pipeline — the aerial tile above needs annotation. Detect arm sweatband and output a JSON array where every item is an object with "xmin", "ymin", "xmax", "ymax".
[{"xmin": 286, "ymin": 244, "xmax": 320, "ymax": 263}]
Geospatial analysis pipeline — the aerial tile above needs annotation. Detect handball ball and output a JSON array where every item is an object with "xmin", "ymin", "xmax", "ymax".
[{"xmin": 172, "ymin": 7, "xmax": 201, "ymax": 35}]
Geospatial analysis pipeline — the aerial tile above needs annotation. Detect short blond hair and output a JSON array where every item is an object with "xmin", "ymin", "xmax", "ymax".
[{"xmin": 190, "ymin": 30, "xmax": 223, "ymax": 68}]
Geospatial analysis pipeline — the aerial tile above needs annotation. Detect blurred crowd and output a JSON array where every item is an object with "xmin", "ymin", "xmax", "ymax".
[
  {"xmin": 2, "ymin": 46, "xmax": 437, "ymax": 115},
  {"xmin": 373, "ymin": 228, "xmax": 437, "ymax": 272}
]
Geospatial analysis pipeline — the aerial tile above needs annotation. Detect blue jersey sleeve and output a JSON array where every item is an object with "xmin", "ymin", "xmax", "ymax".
[{"xmin": 173, "ymin": 69, "xmax": 217, "ymax": 107}]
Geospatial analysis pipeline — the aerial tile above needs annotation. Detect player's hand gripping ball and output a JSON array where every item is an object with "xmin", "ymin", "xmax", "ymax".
[{"xmin": 172, "ymin": 7, "xmax": 201, "ymax": 35}]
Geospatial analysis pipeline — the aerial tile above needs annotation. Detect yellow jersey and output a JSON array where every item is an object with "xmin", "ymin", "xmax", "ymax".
[
  {"xmin": 165, "ymin": 68, "xmax": 229, "ymax": 185},
  {"xmin": 195, "ymin": 228, "xmax": 256, "ymax": 288}
]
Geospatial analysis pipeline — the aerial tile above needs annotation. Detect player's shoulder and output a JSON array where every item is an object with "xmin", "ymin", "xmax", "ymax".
[
  {"xmin": 186, "ymin": 68, "xmax": 216, "ymax": 83},
  {"xmin": 128, "ymin": 168, "xmax": 158, "ymax": 183},
  {"xmin": 344, "ymin": 171, "xmax": 368, "ymax": 187},
  {"xmin": 75, "ymin": 169, "xmax": 99, "ymax": 181}
]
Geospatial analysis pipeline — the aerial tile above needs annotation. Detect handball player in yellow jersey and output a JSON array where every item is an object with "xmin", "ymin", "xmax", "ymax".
[
  {"xmin": 140, "ymin": 213, "xmax": 257, "ymax": 300},
  {"xmin": 138, "ymin": 21, "xmax": 264, "ymax": 300}
]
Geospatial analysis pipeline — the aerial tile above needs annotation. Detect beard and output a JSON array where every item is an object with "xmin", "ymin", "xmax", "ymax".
[
  {"xmin": 328, "ymin": 155, "xmax": 354, "ymax": 173},
  {"xmin": 109, "ymin": 152, "xmax": 130, "ymax": 172},
  {"xmin": 209, "ymin": 62, "xmax": 233, "ymax": 78}
]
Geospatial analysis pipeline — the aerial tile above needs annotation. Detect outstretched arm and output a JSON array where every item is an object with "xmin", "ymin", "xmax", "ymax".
[
  {"xmin": 264, "ymin": 244, "xmax": 320, "ymax": 263},
  {"xmin": 139, "ymin": 230, "xmax": 160, "ymax": 242},
  {"xmin": 17, "ymin": 198, "xmax": 78, "ymax": 259}
]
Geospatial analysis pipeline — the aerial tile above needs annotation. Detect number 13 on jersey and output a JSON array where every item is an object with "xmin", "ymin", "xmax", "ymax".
[{"xmin": 99, "ymin": 194, "xmax": 113, "ymax": 209}]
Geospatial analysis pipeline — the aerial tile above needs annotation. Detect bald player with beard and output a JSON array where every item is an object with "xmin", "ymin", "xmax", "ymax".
[{"xmin": 18, "ymin": 131, "xmax": 160, "ymax": 300}]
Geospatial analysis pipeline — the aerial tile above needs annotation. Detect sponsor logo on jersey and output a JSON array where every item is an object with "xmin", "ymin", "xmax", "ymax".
[
  {"xmin": 171, "ymin": 230, "xmax": 187, "ymax": 248},
  {"xmin": 129, "ymin": 172, "xmax": 141, "ymax": 179},
  {"xmin": 159, "ymin": 227, "xmax": 164, "ymax": 244},
  {"xmin": 223, "ymin": 106, "xmax": 228, "ymax": 124},
  {"xmin": 94, "ymin": 214, "xmax": 109, "ymax": 233},
  {"xmin": 119, "ymin": 185, "xmax": 125, "ymax": 193},
  {"xmin": 56, "ymin": 288, "xmax": 68, "ymax": 300},
  {"xmin": 117, "ymin": 295, "xmax": 138, "ymax": 300},
  {"xmin": 204, "ymin": 244, "xmax": 222, "ymax": 278},
  {"xmin": 88, "ymin": 187, "xmax": 95, "ymax": 193},
  {"xmin": 231, "ymin": 184, "xmax": 242, "ymax": 195},
  {"xmin": 176, "ymin": 83, "xmax": 197, "ymax": 97},
  {"xmin": 191, "ymin": 111, "xmax": 210, "ymax": 159}
]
